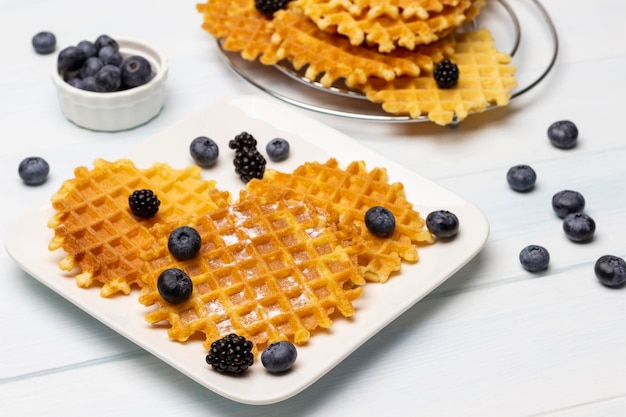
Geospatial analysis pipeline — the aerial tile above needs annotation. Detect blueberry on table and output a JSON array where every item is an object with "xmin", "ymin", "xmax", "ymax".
[
  {"xmin": 157, "ymin": 268, "xmax": 193, "ymax": 304},
  {"xmin": 552, "ymin": 190, "xmax": 585, "ymax": 219},
  {"xmin": 261, "ymin": 341, "xmax": 297, "ymax": 373},
  {"xmin": 32, "ymin": 31, "xmax": 56, "ymax": 54},
  {"xmin": 426, "ymin": 210, "xmax": 459, "ymax": 238},
  {"xmin": 190, "ymin": 136, "xmax": 219, "ymax": 167},
  {"xmin": 57, "ymin": 46, "xmax": 86, "ymax": 72},
  {"xmin": 594, "ymin": 255, "xmax": 626, "ymax": 288},
  {"xmin": 168, "ymin": 226, "xmax": 202, "ymax": 261},
  {"xmin": 266, "ymin": 138, "xmax": 290, "ymax": 161},
  {"xmin": 94, "ymin": 64, "xmax": 122, "ymax": 92},
  {"xmin": 365, "ymin": 206, "xmax": 396, "ymax": 237},
  {"xmin": 120, "ymin": 55, "xmax": 153, "ymax": 88},
  {"xmin": 506, "ymin": 164, "xmax": 536, "ymax": 192},
  {"xmin": 18, "ymin": 156, "xmax": 49, "ymax": 185},
  {"xmin": 547, "ymin": 120, "xmax": 578, "ymax": 149},
  {"xmin": 563, "ymin": 212, "xmax": 595, "ymax": 242},
  {"xmin": 519, "ymin": 245, "xmax": 550, "ymax": 272}
]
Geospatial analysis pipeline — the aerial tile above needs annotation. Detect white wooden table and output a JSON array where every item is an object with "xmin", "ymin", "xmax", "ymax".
[{"xmin": 3, "ymin": 1, "xmax": 626, "ymax": 415}]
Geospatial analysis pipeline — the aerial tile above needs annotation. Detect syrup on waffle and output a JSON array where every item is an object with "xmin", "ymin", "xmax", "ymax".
[
  {"xmin": 246, "ymin": 158, "xmax": 434, "ymax": 283},
  {"xmin": 293, "ymin": 0, "xmax": 482, "ymax": 52},
  {"xmin": 360, "ymin": 28, "xmax": 517, "ymax": 125},
  {"xmin": 47, "ymin": 159, "xmax": 231, "ymax": 297},
  {"xmin": 138, "ymin": 191, "xmax": 365, "ymax": 350}
]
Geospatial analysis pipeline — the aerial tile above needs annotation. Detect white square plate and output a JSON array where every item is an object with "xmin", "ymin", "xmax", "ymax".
[{"xmin": 5, "ymin": 95, "xmax": 488, "ymax": 404}]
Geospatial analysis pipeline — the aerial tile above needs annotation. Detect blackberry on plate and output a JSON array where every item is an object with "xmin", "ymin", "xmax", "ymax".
[
  {"xmin": 168, "ymin": 226, "xmax": 202, "ymax": 261},
  {"xmin": 233, "ymin": 148, "xmax": 266, "ymax": 182},
  {"xmin": 506, "ymin": 164, "xmax": 536, "ymax": 192},
  {"xmin": 519, "ymin": 244, "xmax": 550, "ymax": 272},
  {"xmin": 364, "ymin": 206, "xmax": 396, "ymax": 237},
  {"xmin": 190, "ymin": 136, "xmax": 219, "ymax": 167},
  {"xmin": 552, "ymin": 190, "xmax": 585, "ymax": 219},
  {"xmin": 32, "ymin": 31, "xmax": 56, "ymax": 54},
  {"xmin": 563, "ymin": 212, "xmax": 595, "ymax": 242},
  {"xmin": 18, "ymin": 156, "xmax": 49, "ymax": 186},
  {"xmin": 261, "ymin": 341, "xmax": 297, "ymax": 373},
  {"xmin": 228, "ymin": 131, "xmax": 257, "ymax": 150},
  {"xmin": 594, "ymin": 255, "xmax": 626, "ymax": 288},
  {"xmin": 157, "ymin": 268, "xmax": 193, "ymax": 304},
  {"xmin": 206, "ymin": 333, "xmax": 254, "ymax": 374},
  {"xmin": 255, "ymin": 0, "xmax": 292, "ymax": 17},
  {"xmin": 266, "ymin": 137, "xmax": 290, "ymax": 162},
  {"xmin": 433, "ymin": 59, "xmax": 459, "ymax": 89},
  {"xmin": 426, "ymin": 210, "xmax": 459, "ymax": 238},
  {"xmin": 128, "ymin": 189, "xmax": 160, "ymax": 218},
  {"xmin": 547, "ymin": 120, "xmax": 578, "ymax": 149}
]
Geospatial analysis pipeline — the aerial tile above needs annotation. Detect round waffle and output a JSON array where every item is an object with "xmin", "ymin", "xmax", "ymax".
[
  {"xmin": 138, "ymin": 191, "xmax": 365, "ymax": 350},
  {"xmin": 246, "ymin": 158, "xmax": 434, "ymax": 283},
  {"xmin": 47, "ymin": 159, "xmax": 231, "ymax": 297}
]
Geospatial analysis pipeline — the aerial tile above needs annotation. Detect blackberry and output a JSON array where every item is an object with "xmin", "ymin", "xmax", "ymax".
[
  {"xmin": 228, "ymin": 131, "xmax": 257, "ymax": 150},
  {"xmin": 233, "ymin": 148, "xmax": 266, "ymax": 182},
  {"xmin": 206, "ymin": 333, "xmax": 254, "ymax": 374},
  {"xmin": 255, "ymin": 0, "xmax": 292, "ymax": 17},
  {"xmin": 128, "ymin": 189, "xmax": 160, "ymax": 218},
  {"xmin": 433, "ymin": 59, "xmax": 459, "ymax": 89}
]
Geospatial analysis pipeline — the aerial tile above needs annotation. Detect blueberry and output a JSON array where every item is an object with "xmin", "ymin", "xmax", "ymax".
[
  {"xmin": 94, "ymin": 65, "xmax": 121, "ymax": 92},
  {"xmin": 98, "ymin": 45, "xmax": 122, "ymax": 66},
  {"xmin": 57, "ymin": 46, "xmax": 86, "ymax": 72},
  {"xmin": 120, "ymin": 55, "xmax": 153, "ymax": 88},
  {"xmin": 519, "ymin": 245, "xmax": 550, "ymax": 272},
  {"xmin": 32, "ymin": 31, "xmax": 56, "ymax": 54},
  {"xmin": 552, "ymin": 190, "xmax": 585, "ymax": 219},
  {"xmin": 548, "ymin": 120, "xmax": 578, "ymax": 149},
  {"xmin": 563, "ymin": 212, "xmax": 595, "ymax": 242},
  {"xmin": 81, "ymin": 76, "xmax": 96, "ymax": 91},
  {"xmin": 189, "ymin": 136, "xmax": 219, "ymax": 167},
  {"xmin": 79, "ymin": 57, "xmax": 104, "ymax": 79},
  {"xmin": 168, "ymin": 226, "xmax": 202, "ymax": 260},
  {"xmin": 157, "ymin": 268, "xmax": 193, "ymax": 304},
  {"xmin": 18, "ymin": 156, "xmax": 49, "ymax": 186},
  {"xmin": 426, "ymin": 210, "xmax": 459, "ymax": 238},
  {"xmin": 94, "ymin": 34, "xmax": 119, "ymax": 52},
  {"xmin": 364, "ymin": 206, "xmax": 396, "ymax": 237},
  {"xmin": 261, "ymin": 341, "xmax": 297, "ymax": 373},
  {"xmin": 77, "ymin": 40, "xmax": 98, "ymax": 59},
  {"xmin": 506, "ymin": 164, "xmax": 537, "ymax": 192},
  {"xmin": 266, "ymin": 138, "xmax": 290, "ymax": 162},
  {"xmin": 67, "ymin": 77, "xmax": 83, "ymax": 89},
  {"xmin": 594, "ymin": 255, "xmax": 626, "ymax": 288}
]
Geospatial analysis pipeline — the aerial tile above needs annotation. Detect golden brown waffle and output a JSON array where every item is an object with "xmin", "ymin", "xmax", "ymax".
[
  {"xmin": 47, "ymin": 159, "xmax": 231, "ymax": 297},
  {"xmin": 360, "ymin": 28, "xmax": 517, "ymax": 125},
  {"xmin": 292, "ymin": 0, "xmax": 482, "ymax": 52},
  {"xmin": 271, "ymin": 9, "xmax": 441, "ymax": 88},
  {"xmin": 196, "ymin": 0, "xmax": 280, "ymax": 64},
  {"xmin": 138, "ymin": 191, "xmax": 365, "ymax": 350},
  {"xmin": 246, "ymin": 159, "xmax": 434, "ymax": 283}
]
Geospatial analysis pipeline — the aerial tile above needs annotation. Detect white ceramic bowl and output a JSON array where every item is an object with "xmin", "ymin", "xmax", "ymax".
[{"xmin": 52, "ymin": 37, "xmax": 168, "ymax": 132}]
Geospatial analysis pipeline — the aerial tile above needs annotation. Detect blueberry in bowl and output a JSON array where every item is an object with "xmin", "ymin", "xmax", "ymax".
[{"xmin": 52, "ymin": 36, "xmax": 168, "ymax": 131}]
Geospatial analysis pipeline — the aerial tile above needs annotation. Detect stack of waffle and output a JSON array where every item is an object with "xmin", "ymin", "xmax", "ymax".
[{"xmin": 197, "ymin": 0, "xmax": 517, "ymax": 125}]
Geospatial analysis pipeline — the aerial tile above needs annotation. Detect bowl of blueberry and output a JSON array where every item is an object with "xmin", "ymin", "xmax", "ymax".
[{"xmin": 51, "ymin": 34, "xmax": 168, "ymax": 132}]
